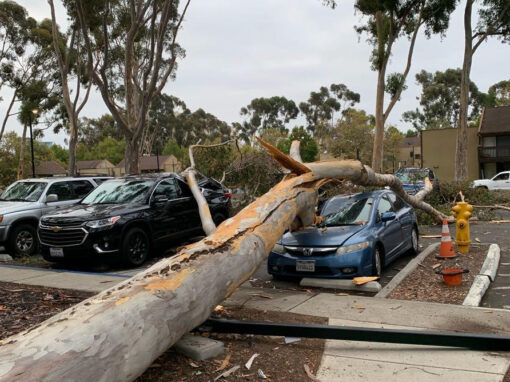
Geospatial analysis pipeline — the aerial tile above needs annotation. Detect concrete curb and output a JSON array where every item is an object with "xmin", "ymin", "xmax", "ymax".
[
  {"xmin": 300, "ymin": 278, "xmax": 382, "ymax": 293},
  {"xmin": 375, "ymin": 242, "xmax": 440, "ymax": 298},
  {"xmin": 463, "ymin": 244, "xmax": 500, "ymax": 307}
]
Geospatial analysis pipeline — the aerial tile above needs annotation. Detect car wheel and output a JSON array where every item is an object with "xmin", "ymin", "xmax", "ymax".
[
  {"xmin": 411, "ymin": 227, "xmax": 419, "ymax": 255},
  {"xmin": 8, "ymin": 224, "xmax": 37, "ymax": 256},
  {"xmin": 121, "ymin": 227, "xmax": 149, "ymax": 267},
  {"xmin": 372, "ymin": 246, "xmax": 382, "ymax": 277}
]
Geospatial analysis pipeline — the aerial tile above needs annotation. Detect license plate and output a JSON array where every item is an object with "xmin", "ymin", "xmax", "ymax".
[
  {"xmin": 50, "ymin": 247, "xmax": 64, "ymax": 257},
  {"xmin": 296, "ymin": 260, "xmax": 315, "ymax": 272}
]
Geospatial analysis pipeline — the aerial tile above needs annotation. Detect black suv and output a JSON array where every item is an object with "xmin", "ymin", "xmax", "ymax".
[{"xmin": 38, "ymin": 173, "xmax": 231, "ymax": 266}]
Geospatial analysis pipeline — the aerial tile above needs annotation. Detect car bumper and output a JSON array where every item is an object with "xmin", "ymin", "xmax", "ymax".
[
  {"xmin": 267, "ymin": 248, "xmax": 373, "ymax": 279},
  {"xmin": 39, "ymin": 227, "xmax": 122, "ymax": 261}
]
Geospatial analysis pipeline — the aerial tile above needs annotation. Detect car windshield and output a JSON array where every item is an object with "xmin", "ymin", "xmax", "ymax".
[
  {"xmin": 0, "ymin": 181, "xmax": 47, "ymax": 202},
  {"xmin": 395, "ymin": 170, "xmax": 428, "ymax": 183},
  {"xmin": 321, "ymin": 197, "xmax": 374, "ymax": 227},
  {"xmin": 81, "ymin": 179, "xmax": 154, "ymax": 205}
]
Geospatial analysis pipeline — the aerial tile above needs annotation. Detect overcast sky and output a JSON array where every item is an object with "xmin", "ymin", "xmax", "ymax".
[{"xmin": 2, "ymin": 0, "xmax": 509, "ymax": 146}]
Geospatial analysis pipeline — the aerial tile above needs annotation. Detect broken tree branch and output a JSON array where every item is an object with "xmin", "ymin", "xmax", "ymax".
[{"xmin": 289, "ymin": 140, "xmax": 303, "ymax": 163}]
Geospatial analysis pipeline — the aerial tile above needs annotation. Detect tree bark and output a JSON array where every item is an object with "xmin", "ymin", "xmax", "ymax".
[
  {"xmin": 456, "ymin": 0, "xmax": 473, "ymax": 181},
  {"xmin": 68, "ymin": 119, "xmax": 78, "ymax": 176},
  {"xmin": 0, "ymin": 90, "xmax": 16, "ymax": 142},
  {"xmin": 17, "ymin": 124, "xmax": 27, "ymax": 180},
  {"xmin": 372, "ymin": 68, "xmax": 386, "ymax": 172},
  {"xmin": 290, "ymin": 140, "xmax": 303, "ymax": 162},
  {"xmin": 124, "ymin": 135, "xmax": 141, "ymax": 174},
  {"xmin": 0, "ymin": 139, "xmax": 446, "ymax": 382}
]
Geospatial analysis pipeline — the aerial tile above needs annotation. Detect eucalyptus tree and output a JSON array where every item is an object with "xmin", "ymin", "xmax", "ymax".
[
  {"xmin": 456, "ymin": 0, "xmax": 510, "ymax": 181},
  {"xmin": 48, "ymin": 0, "xmax": 93, "ymax": 176},
  {"xmin": 402, "ymin": 68, "xmax": 485, "ymax": 131},
  {"xmin": 238, "ymin": 96, "xmax": 299, "ymax": 141},
  {"xmin": 487, "ymin": 80, "xmax": 510, "ymax": 107},
  {"xmin": 299, "ymin": 83, "xmax": 360, "ymax": 134},
  {"xmin": 75, "ymin": 0, "xmax": 192, "ymax": 174},
  {"xmin": 353, "ymin": 0, "xmax": 456, "ymax": 172}
]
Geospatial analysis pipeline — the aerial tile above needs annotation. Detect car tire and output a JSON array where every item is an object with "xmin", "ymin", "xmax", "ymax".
[
  {"xmin": 8, "ymin": 224, "xmax": 37, "ymax": 257},
  {"xmin": 411, "ymin": 227, "xmax": 419, "ymax": 255},
  {"xmin": 121, "ymin": 227, "xmax": 150, "ymax": 267},
  {"xmin": 371, "ymin": 246, "xmax": 383, "ymax": 277}
]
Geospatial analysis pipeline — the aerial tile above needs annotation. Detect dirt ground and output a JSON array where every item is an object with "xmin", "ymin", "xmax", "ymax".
[
  {"xmin": 389, "ymin": 244, "xmax": 489, "ymax": 304},
  {"xmin": 0, "ymin": 282, "xmax": 325, "ymax": 381}
]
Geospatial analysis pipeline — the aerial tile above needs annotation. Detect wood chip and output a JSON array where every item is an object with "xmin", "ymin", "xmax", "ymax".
[
  {"xmin": 484, "ymin": 310, "xmax": 493, "ymax": 314},
  {"xmin": 352, "ymin": 276, "xmax": 379, "ymax": 285},
  {"xmin": 214, "ymin": 365, "xmax": 240, "ymax": 381},
  {"xmin": 215, "ymin": 354, "xmax": 231, "ymax": 372},
  {"xmin": 352, "ymin": 305, "xmax": 365, "ymax": 310},
  {"xmin": 432, "ymin": 263, "xmax": 441, "ymax": 269},
  {"xmin": 244, "ymin": 353, "xmax": 259, "ymax": 370},
  {"xmin": 335, "ymin": 292, "xmax": 349, "ymax": 296},
  {"xmin": 189, "ymin": 361, "xmax": 200, "ymax": 368},
  {"xmin": 304, "ymin": 364, "xmax": 322, "ymax": 382},
  {"xmin": 475, "ymin": 237, "xmax": 481, "ymax": 243},
  {"xmin": 420, "ymin": 234, "xmax": 441, "ymax": 238}
]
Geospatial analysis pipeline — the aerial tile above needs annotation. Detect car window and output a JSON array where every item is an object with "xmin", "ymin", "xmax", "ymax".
[
  {"xmin": 177, "ymin": 180, "xmax": 193, "ymax": 197},
  {"xmin": 82, "ymin": 179, "xmax": 154, "ymax": 205},
  {"xmin": 387, "ymin": 193, "xmax": 405, "ymax": 211},
  {"xmin": 71, "ymin": 180, "xmax": 94, "ymax": 199},
  {"xmin": 0, "ymin": 181, "xmax": 47, "ymax": 202},
  {"xmin": 377, "ymin": 197, "xmax": 394, "ymax": 221},
  {"xmin": 153, "ymin": 179, "xmax": 180, "ymax": 200},
  {"xmin": 46, "ymin": 182, "xmax": 73, "ymax": 201},
  {"xmin": 493, "ymin": 173, "xmax": 509, "ymax": 181}
]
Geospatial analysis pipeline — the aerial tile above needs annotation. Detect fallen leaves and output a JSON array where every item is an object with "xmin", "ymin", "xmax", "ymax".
[
  {"xmin": 215, "ymin": 354, "xmax": 231, "ymax": 372},
  {"xmin": 432, "ymin": 263, "xmax": 441, "ymax": 270},
  {"xmin": 214, "ymin": 365, "xmax": 240, "ymax": 381},
  {"xmin": 244, "ymin": 353, "xmax": 259, "ymax": 370},
  {"xmin": 304, "ymin": 364, "xmax": 322, "ymax": 382}
]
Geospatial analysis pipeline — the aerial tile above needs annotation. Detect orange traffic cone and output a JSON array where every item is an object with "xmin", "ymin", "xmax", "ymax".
[{"xmin": 437, "ymin": 218, "xmax": 457, "ymax": 259}]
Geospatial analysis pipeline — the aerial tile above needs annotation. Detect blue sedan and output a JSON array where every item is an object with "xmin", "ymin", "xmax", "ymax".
[{"xmin": 267, "ymin": 190, "xmax": 419, "ymax": 279}]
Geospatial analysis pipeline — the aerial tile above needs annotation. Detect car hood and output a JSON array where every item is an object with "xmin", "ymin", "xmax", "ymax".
[
  {"xmin": 41, "ymin": 203, "xmax": 147, "ymax": 224},
  {"xmin": 280, "ymin": 225, "xmax": 365, "ymax": 247},
  {"xmin": 0, "ymin": 201, "xmax": 38, "ymax": 215}
]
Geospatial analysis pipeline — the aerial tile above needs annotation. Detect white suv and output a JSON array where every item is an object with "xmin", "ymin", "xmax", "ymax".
[
  {"xmin": 0, "ymin": 177, "xmax": 109, "ymax": 256},
  {"xmin": 472, "ymin": 171, "xmax": 510, "ymax": 190}
]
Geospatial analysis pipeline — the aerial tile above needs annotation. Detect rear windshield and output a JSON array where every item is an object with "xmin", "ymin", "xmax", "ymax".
[
  {"xmin": 81, "ymin": 179, "xmax": 154, "ymax": 205},
  {"xmin": 0, "ymin": 181, "xmax": 47, "ymax": 202},
  {"xmin": 396, "ymin": 170, "xmax": 428, "ymax": 183},
  {"xmin": 320, "ymin": 196, "xmax": 374, "ymax": 226}
]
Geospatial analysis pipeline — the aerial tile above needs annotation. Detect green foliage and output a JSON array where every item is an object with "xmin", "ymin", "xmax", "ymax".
[
  {"xmin": 238, "ymin": 96, "xmax": 299, "ymax": 142},
  {"xmin": 49, "ymin": 144, "xmax": 69, "ymax": 166},
  {"xmin": 299, "ymin": 84, "xmax": 360, "ymax": 134},
  {"xmin": 162, "ymin": 140, "xmax": 188, "ymax": 164},
  {"xmin": 383, "ymin": 126, "xmax": 404, "ymax": 172},
  {"xmin": 79, "ymin": 114, "xmax": 123, "ymax": 146},
  {"xmin": 402, "ymin": 68, "xmax": 487, "ymax": 130},
  {"xmin": 0, "ymin": 132, "xmax": 57, "ymax": 187},
  {"xmin": 77, "ymin": 137, "xmax": 125, "ymax": 165},
  {"xmin": 276, "ymin": 126, "xmax": 318, "ymax": 162},
  {"xmin": 487, "ymin": 80, "xmax": 510, "ymax": 107},
  {"xmin": 192, "ymin": 139, "xmax": 237, "ymax": 181},
  {"xmin": 327, "ymin": 109, "xmax": 375, "ymax": 164}
]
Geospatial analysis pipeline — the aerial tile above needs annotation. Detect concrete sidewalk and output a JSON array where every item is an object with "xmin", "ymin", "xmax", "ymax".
[
  {"xmin": 0, "ymin": 264, "xmax": 130, "ymax": 292},
  {"xmin": 225, "ymin": 287, "xmax": 510, "ymax": 381}
]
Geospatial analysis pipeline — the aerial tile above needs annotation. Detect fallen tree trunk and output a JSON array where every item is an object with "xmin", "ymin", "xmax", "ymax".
[{"xmin": 0, "ymin": 140, "xmax": 448, "ymax": 381}]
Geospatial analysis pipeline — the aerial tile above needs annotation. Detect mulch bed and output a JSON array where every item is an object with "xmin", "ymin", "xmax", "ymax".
[
  {"xmin": 388, "ymin": 244, "xmax": 489, "ymax": 304},
  {"xmin": 0, "ymin": 282, "xmax": 325, "ymax": 381}
]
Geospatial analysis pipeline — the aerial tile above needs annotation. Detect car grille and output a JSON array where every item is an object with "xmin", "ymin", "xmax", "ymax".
[
  {"xmin": 284, "ymin": 246, "xmax": 337, "ymax": 257},
  {"xmin": 39, "ymin": 226, "xmax": 87, "ymax": 247},
  {"xmin": 40, "ymin": 220, "xmax": 85, "ymax": 228}
]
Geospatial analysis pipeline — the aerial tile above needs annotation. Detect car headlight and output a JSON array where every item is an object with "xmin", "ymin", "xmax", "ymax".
[
  {"xmin": 336, "ymin": 241, "xmax": 369, "ymax": 255},
  {"xmin": 272, "ymin": 243, "xmax": 285, "ymax": 254},
  {"xmin": 85, "ymin": 216, "xmax": 121, "ymax": 229},
  {"xmin": 0, "ymin": 215, "xmax": 3, "ymax": 224}
]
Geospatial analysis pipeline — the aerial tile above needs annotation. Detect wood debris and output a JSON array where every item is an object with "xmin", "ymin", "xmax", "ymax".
[
  {"xmin": 214, "ymin": 365, "xmax": 240, "ymax": 381},
  {"xmin": 304, "ymin": 364, "xmax": 322, "ymax": 382},
  {"xmin": 215, "ymin": 354, "xmax": 231, "ymax": 372},
  {"xmin": 352, "ymin": 276, "xmax": 379, "ymax": 285}
]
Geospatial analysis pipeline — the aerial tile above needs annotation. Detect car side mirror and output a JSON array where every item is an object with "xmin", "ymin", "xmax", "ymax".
[
  {"xmin": 381, "ymin": 211, "xmax": 396, "ymax": 222},
  {"xmin": 152, "ymin": 195, "xmax": 169, "ymax": 205},
  {"xmin": 45, "ymin": 194, "xmax": 58, "ymax": 203}
]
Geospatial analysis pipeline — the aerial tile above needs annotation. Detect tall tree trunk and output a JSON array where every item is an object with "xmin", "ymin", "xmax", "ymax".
[
  {"xmin": 68, "ymin": 119, "xmax": 78, "ymax": 176},
  {"xmin": 372, "ymin": 69, "xmax": 386, "ymax": 172},
  {"xmin": 17, "ymin": 125, "xmax": 27, "ymax": 180},
  {"xmin": 456, "ymin": 0, "xmax": 473, "ymax": 181},
  {"xmin": 0, "ymin": 91, "xmax": 16, "ymax": 142},
  {"xmin": 125, "ymin": 134, "xmax": 141, "ymax": 174}
]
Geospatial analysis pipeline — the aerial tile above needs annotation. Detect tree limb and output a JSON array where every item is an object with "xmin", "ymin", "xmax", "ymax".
[{"xmin": 289, "ymin": 140, "xmax": 303, "ymax": 162}]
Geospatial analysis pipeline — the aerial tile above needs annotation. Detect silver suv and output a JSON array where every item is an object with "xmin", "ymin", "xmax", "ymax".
[{"xmin": 0, "ymin": 177, "xmax": 110, "ymax": 256}]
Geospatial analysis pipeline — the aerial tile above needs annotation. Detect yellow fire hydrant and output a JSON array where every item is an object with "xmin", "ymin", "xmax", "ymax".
[{"xmin": 451, "ymin": 200, "xmax": 473, "ymax": 254}]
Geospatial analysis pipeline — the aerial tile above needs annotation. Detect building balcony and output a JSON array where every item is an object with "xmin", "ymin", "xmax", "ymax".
[{"xmin": 478, "ymin": 145, "xmax": 510, "ymax": 162}]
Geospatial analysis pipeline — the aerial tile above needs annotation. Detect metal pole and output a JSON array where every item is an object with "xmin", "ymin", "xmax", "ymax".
[
  {"xmin": 197, "ymin": 318, "xmax": 510, "ymax": 351},
  {"xmin": 29, "ymin": 114, "xmax": 35, "ymax": 178}
]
